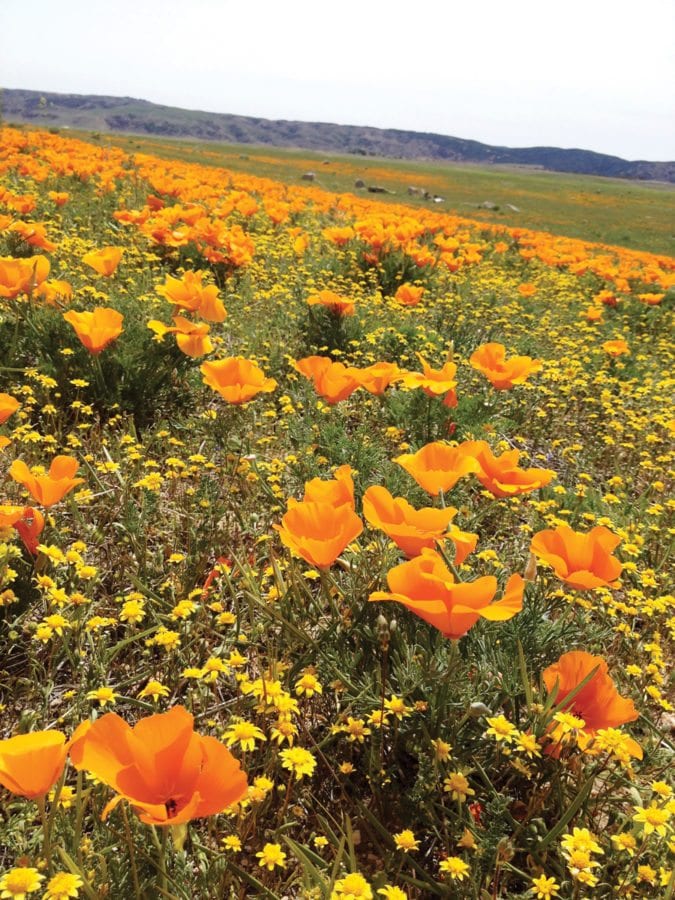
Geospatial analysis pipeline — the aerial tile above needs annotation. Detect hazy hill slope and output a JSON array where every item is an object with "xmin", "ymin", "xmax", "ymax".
[{"xmin": 3, "ymin": 87, "xmax": 674, "ymax": 182}]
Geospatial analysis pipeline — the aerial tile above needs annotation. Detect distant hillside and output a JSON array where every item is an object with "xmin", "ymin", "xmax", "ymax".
[{"xmin": 3, "ymin": 88, "xmax": 674, "ymax": 183}]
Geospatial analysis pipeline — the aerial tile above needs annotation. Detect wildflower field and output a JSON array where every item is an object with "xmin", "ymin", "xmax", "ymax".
[{"xmin": 0, "ymin": 125, "xmax": 673, "ymax": 900}]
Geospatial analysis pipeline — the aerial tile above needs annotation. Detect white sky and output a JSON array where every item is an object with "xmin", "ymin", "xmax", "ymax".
[{"xmin": 2, "ymin": 0, "xmax": 674, "ymax": 160}]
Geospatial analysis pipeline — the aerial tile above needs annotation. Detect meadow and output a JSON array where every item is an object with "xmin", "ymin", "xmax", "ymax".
[{"xmin": 0, "ymin": 125, "xmax": 673, "ymax": 899}]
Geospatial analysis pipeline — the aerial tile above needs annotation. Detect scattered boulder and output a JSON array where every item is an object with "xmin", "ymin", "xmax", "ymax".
[
  {"xmin": 301, "ymin": 172, "xmax": 316, "ymax": 181},
  {"xmin": 432, "ymin": 196, "xmax": 444, "ymax": 203},
  {"xmin": 354, "ymin": 179, "xmax": 365, "ymax": 189},
  {"xmin": 479, "ymin": 200, "xmax": 499, "ymax": 210},
  {"xmin": 407, "ymin": 186, "xmax": 425, "ymax": 196},
  {"xmin": 506, "ymin": 204, "xmax": 520, "ymax": 212},
  {"xmin": 367, "ymin": 185, "xmax": 388, "ymax": 193}
]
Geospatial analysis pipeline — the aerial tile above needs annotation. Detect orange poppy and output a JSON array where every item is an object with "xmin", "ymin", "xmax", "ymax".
[
  {"xmin": 293, "ymin": 356, "xmax": 361, "ymax": 405},
  {"xmin": 0, "ymin": 393, "xmax": 20, "ymax": 425},
  {"xmin": 469, "ymin": 342, "xmax": 542, "ymax": 390},
  {"xmin": 602, "ymin": 339, "xmax": 629, "ymax": 358},
  {"xmin": 156, "ymin": 270, "xmax": 227, "ymax": 323},
  {"xmin": 0, "ymin": 255, "xmax": 50, "ymax": 299},
  {"xmin": 470, "ymin": 441, "xmax": 555, "ymax": 497},
  {"xmin": 0, "ymin": 730, "xmax": 68, "ymax": 799},
  {"xmin": 148, "ymin": 316, "xmax": 213, "ymax": 358},
  {"xmin": 34, "ymin": 279, "xmax": 73, "ymax": 306},
  {"xmin": 9, "ymin": 220, "xmax": 57, "ymax": 252},
  {"xmin": 543, "ymin": 650, "xmax": 639, "ymax": 736},
  {"xmin": 303, "ymin": 465, "xmax": 355, "ymax": 509},
  {"xmin": 69, "ymin": 706, "xmax": 247, "ymax": 826},
  {"xmin": 584, "ymin": 306, "xmax": 603, "ymax": 322},
  {"xmin": 0, "ymin": 505, "xmax": 45, "ymax": 554},
  {"xmin": 363, "ymin": 485, "xmax": 476, "ymax": 562},
  {"xmin": 369, "ymin": 548, "xmax": 524, "ymax": 639},
  {"xmin": 9, "ymin": 455, "xmax": 84, "ymax": 507},
  {"xmin": 353, "ymin": 362, "xmax": 401, "ymax": 395},
  {"xmin": 275, "ymin": 499, "xmax": 363, "ymax": 569},
  {"xmin": 307, "ymin": 290, "xmax": 355, "ymax": 316},
  {"xmin": 398, "ymin": 354, "xmax": 458, "ymax": 407},
  {"xmin": 394, "ymin": 284, "xmax": 425, "ymax": 306},
  {"xmin": 13, "ymin": 506, "xmax": 45, "ymax": 554},
  {"xmin": 48, "ymin": 191, "xmax": 69, "ymax": 207},
  {"xmin": 82, "ymin": 246, "xmax": 123, "ymax": 277},
  {"xmin": 63, "ymin": 307, "xmax": 124, "ymax": 354},
  {"xmin": 530, "ymin": 524, "xmax": 622, "ymax": 590},
  {"xmin": 394, "ymin": 441, "xmax": 482, "ymax": 496},
  {"xmin": 201, "ymin": 357, "xmax": 277, "ymax": 404}
]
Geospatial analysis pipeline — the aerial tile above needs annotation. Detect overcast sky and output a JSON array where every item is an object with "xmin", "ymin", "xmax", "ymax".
[{"xmin": 2, "ymin": 0, "xmax": 674, "ymax": 161}]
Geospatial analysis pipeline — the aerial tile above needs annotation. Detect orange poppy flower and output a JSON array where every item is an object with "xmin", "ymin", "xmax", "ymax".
[
  {"xmin": 0, "ymin": 393, "xmax": 20, "ymax": 425},
  {"xmin": 394, "ymin": 284, "xmax": 425, "ymax": 306},
  {"xmin": 0, "ymin": 255, "xmax": 50, "ymax": 298},
  {"xmin": 353, "ymin": 362, "xmax": 402, "ymax": 395},
  {"xmin": 602, "ymin": 339, "xmax": 629, "ymax": 358},
  {"xmin": 303, "ymin": 465, "xmax": 355, "ymax": 509},
  {"xmin": 394, "ymin": 441, "xmax": 482, "ymax": 496},
  {"xmin": 363, "ymin": 485, "xmax": 476, "ymax": 562},
  {"xmin": 0, "ymin": 730, "xmax": 68, "ymax": 799},
  {"xmin": 9, "ymin": 455, "xmax": 84, "ymax": 507},
  {"xmin": 517, "ymin": 282, "xmax": 537, "ymax": 297},
  {"xmin": 13, "ymin": 506, "xmax": 45, "ymax": 554},
  {"xmin": 63, "ymin": 307, "xmax": 124, "ymax": 355},
  {"xmin": 637, "ymin": 293, "xmax": 664, "ymax": 306},
  {"xmin": 470, "ymin": 441, "xmax": 555, "ymax": 497},
  {"xmin": 584, "ymin": 306, "xmax": 603, "ymax": 322},
  {"xmin": 530, "ymin": 524, "xmax": 622, "ymax": 590},
  {"xmin": 34, "ymin": 279, "xmax": 73, "ymax": 306},
  {"xmin": 543, "ymin": 650, "xmax": 639, "ymax": 737},
  {"xmin": 307, "ymin": 290, "xmax": 355, "ymax": 316},
  {"xmin": 82, "ymin": 246, "xmax": 123, "ymax": 276},
  {"xmin": 398, "ymin": 354, "xmax": 458, "ymax": 407},
  {"xmin": 469, "ymin": 343, "xmax": 542, "ymax": 390},
  {"xmin": 369, "ymin": 548, "xmax": 524, "ymax": 639},
  {"xmin": 156, "ymin": 270, "xmax": 227, "ymax": 323},
  {"xmin": 0, "ymin": 505, "xmax": 45, "ymax": 554},
  {"xmin": 201, "ymin": 357, "xmax": 277, "ymax": 404},
  {"xmin": 9, "ymin": 220, "xmax": 57, "ymax": 252},
  {"xmin": 148, "ymin": 316, "xmax": 213, "ymax": 358},
  {"xmin": 48, "ymin": 191, "xmax": 69, "ymax": 207},
  {"xmin": 293, "ymin": 356, "xmax": 361, "ymax": 405},
  {"xmin": 275, "ymin": 499, "xmax": 363, "ymax": 569},
  {"xmin": 69, "ymin": 706, "xmax": 247, "ymax": 826}
]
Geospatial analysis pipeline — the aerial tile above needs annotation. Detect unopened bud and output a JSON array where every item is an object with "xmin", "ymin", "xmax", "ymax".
[
  {"xmin": 469, "ymin": 702, "xmax": 491, "ymax": 718},
  {"xmin": 523, "ymin": 552, "xmax": 537, "ymax": 583}
]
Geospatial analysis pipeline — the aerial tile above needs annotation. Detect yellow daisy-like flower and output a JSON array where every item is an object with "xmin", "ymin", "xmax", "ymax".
[
  {"xmin": 439, "ymin": 856, "xmax": 469, "ymax": 880},
  {"xmin": 393, "ymin": 829, "xmax": 419, "ymax": 852},
  {"xmin": 443, "ymin": 771, "xmax": 475, "ymax": 802},
  {"xmin": 221, "ymin": 835, "xmax": 242, "ymax": 852},
  {"xmin": 484, "ymin": 715, "xmax": 518, "ymax": 744},
  {"xmin": 138, "ymin": 679, "xmax": 170, "ymax": 702},
  {"xmin": 384, "ymin": 696, "xmax": 412, "ymax": 720},
  {"xmin": 331, "ymin": 872, "xmax": 373, "ymax": 899},
  {"xmin": 256, "ymin": 843, "xmax": 286, "ymax": 871},
  {"xmin": 560, "ymin": 827, "xmax": 604, "ymax": 856},
  {"xmin": 295, "ymin": 671, "xmax": 323, "ymax": 697},
  {"xmin": 0, "ymin": 867, "xmax": 44, "ymax": 899},
  {"xmin": 86, "ymin": 686, "xmax": 117, "ymax": 706},
  {"xmin": 343, "ymin": 717, "xmax": 371, "ymax": 743},
  {"xmin": 377, "ymin": 887, "xmax": 407, "ymax": 900},
  {"xmin": 611, "ymin": 832, "xmax": 637, "ymax": 855},
  {"xmin": 531, "ymin": 874, "xmax": 560, "ymax": 899},
  {"xmin": 43, "ymin": 872, "xmax": 83, "ymax": 900},
  {"xmin": 222, "ymin": 720, "xmax": 267, "ymax": 752},
  {"xmin": 280, "ymin": 746, "xmax": 317, "ymax": 780},
  {"xmin": 633, "ymin": 802, "xmax": 671, "ymax": 836}
]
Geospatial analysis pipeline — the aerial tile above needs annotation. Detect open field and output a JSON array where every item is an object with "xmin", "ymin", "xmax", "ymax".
[
  {"xmin": 0, "ymin": 126, "xmax": 673, "ymax": 899},
  {"xmin": 55, "ymin": 127, "xmax": 675, "ymax": 257}
]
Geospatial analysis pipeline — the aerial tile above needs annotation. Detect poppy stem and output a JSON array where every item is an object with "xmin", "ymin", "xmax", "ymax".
[{"xmin": 121, "ymin": 802, "xmax": 142, "ymax": 900}]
